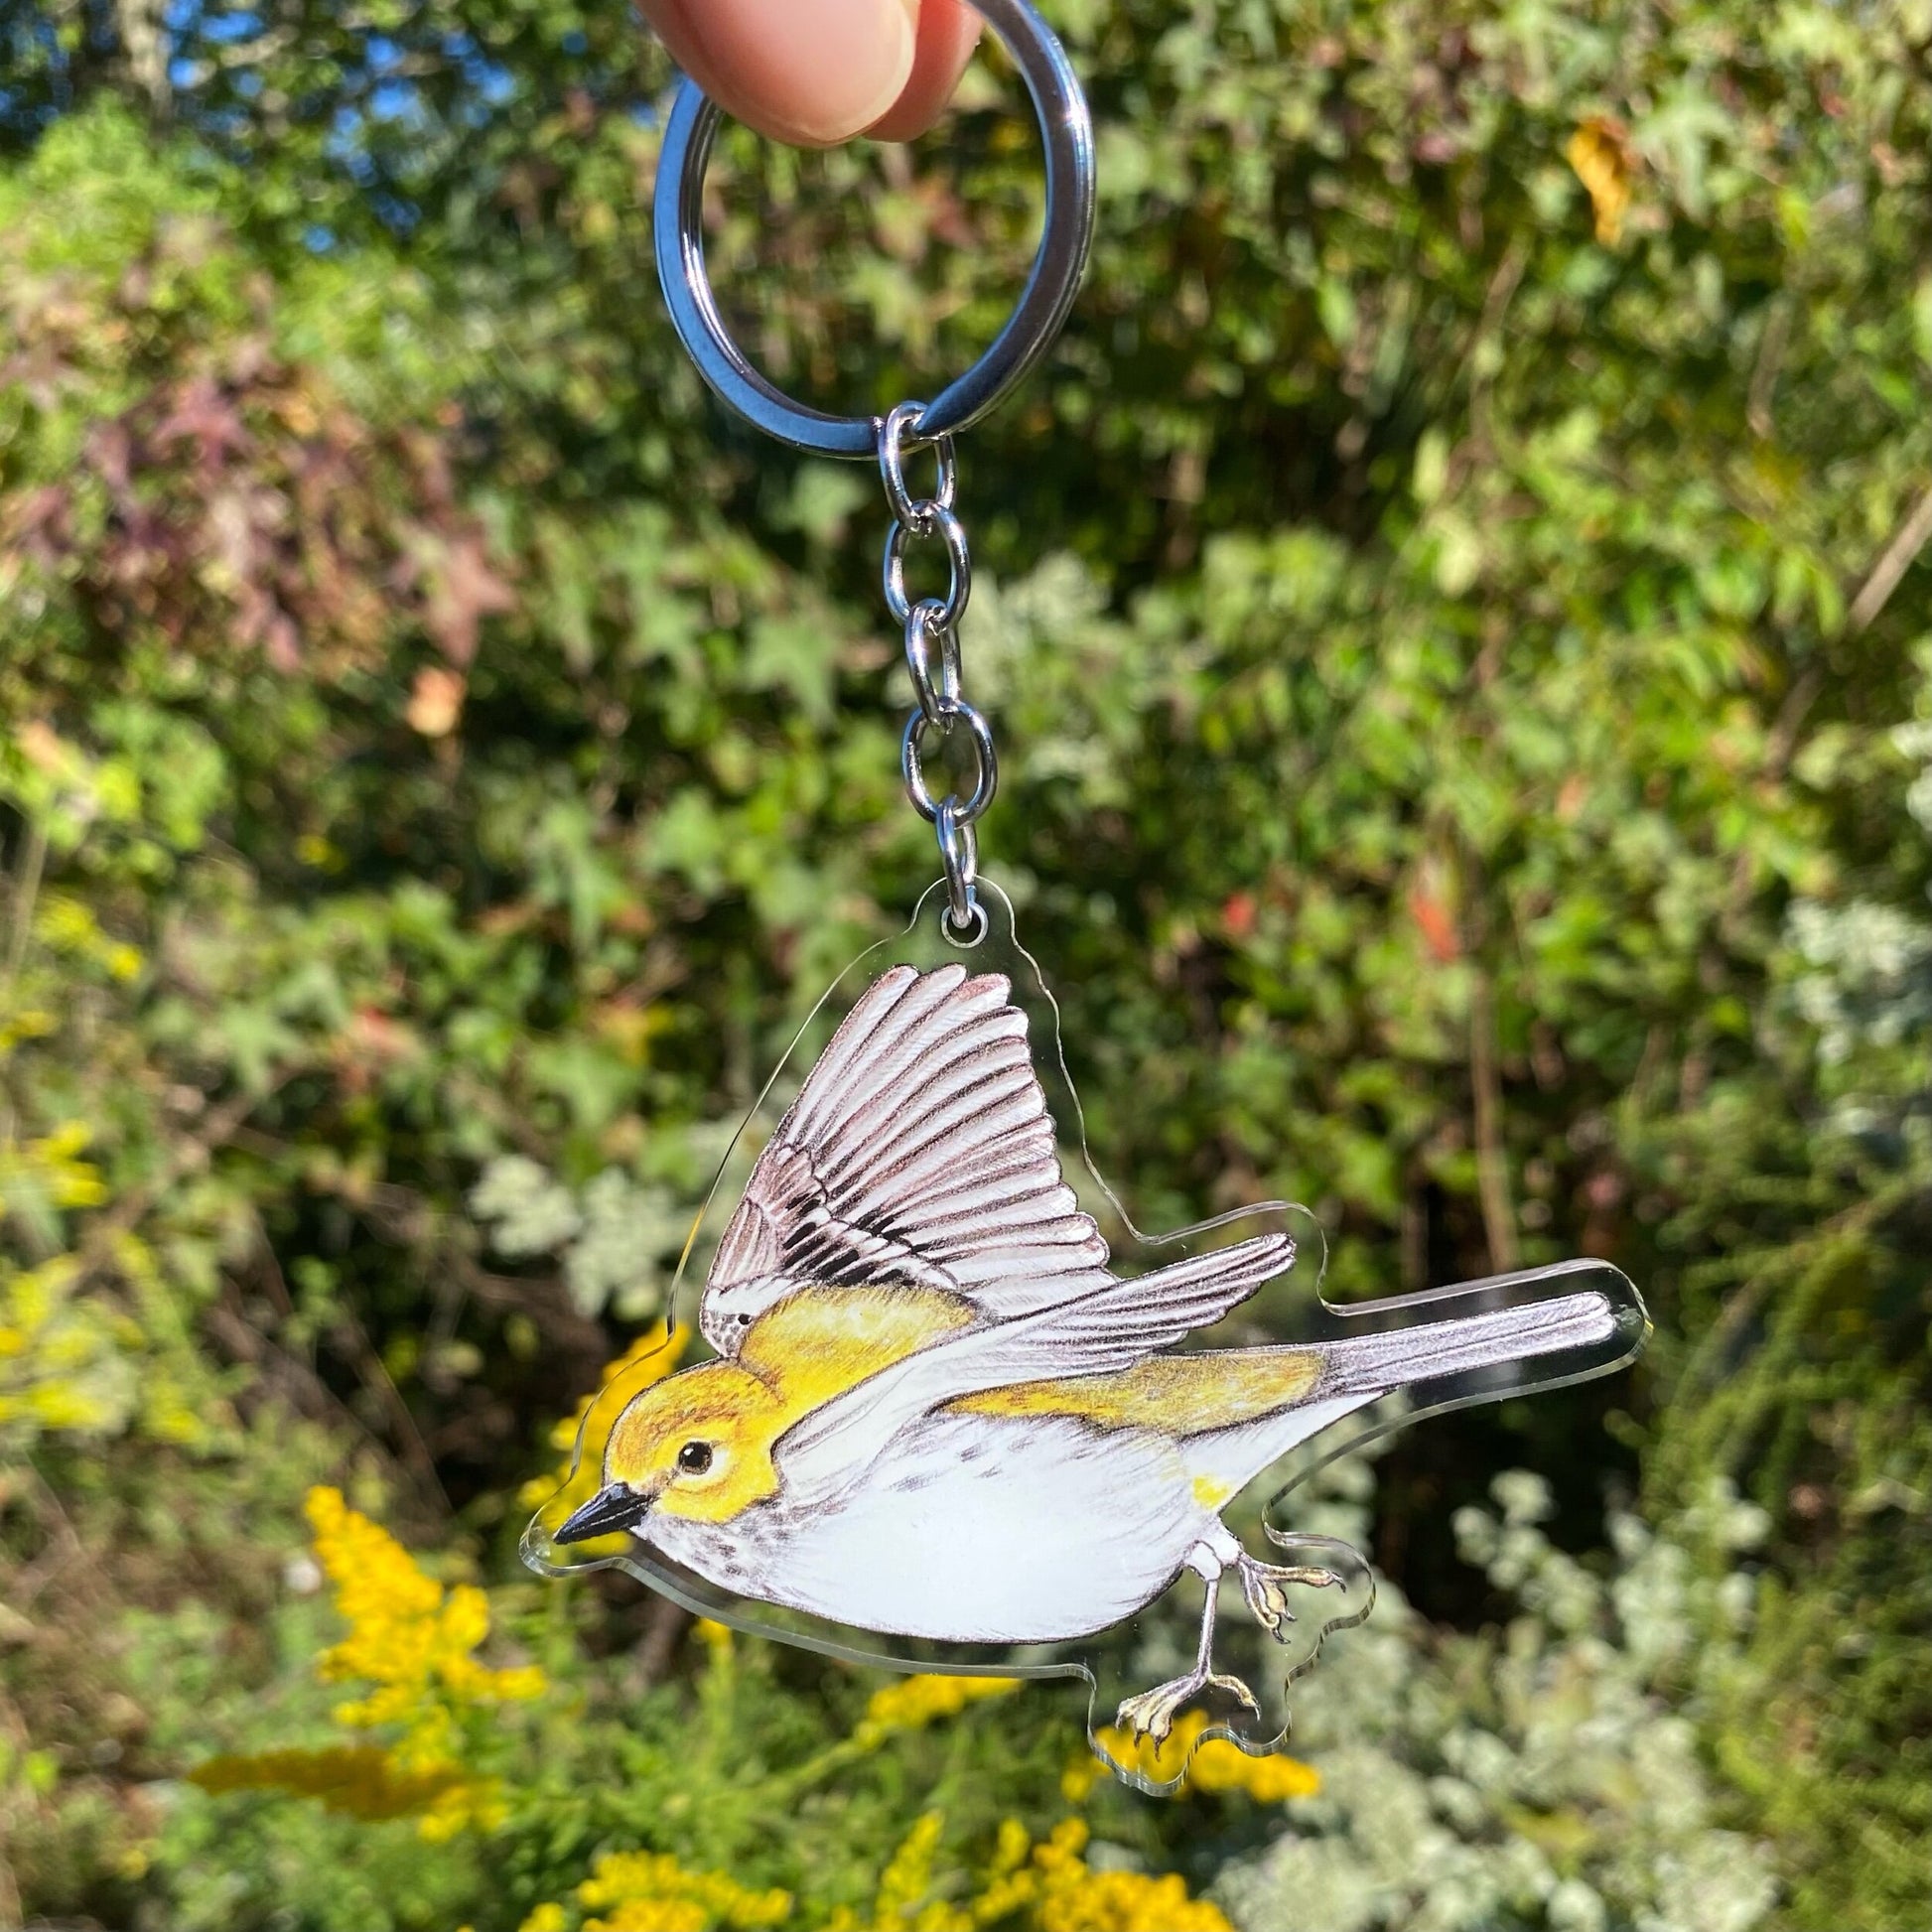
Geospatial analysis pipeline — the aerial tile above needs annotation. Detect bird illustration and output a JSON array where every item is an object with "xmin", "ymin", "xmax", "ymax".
[{"xmin": 555, "ymin": 963, "xmax": 1633, "ymax": 1741}]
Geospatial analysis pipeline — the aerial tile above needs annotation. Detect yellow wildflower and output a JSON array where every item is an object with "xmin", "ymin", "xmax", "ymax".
[
  {"xmin": 1067, "ymin": 1712, "xmax": 1320, "ymax": 1802},
  {"xmin": 0, "ymin": 1120, "xmax": 108, "ymax": 1213},
  {"xmin": 1185, "ymin": 1739, "xmax": 1320, "ymax": 1801},
  {"xmin": 1031, "ymin": 1820, "xmax": 1232, "ymax": 1932},
  {"xmin": 0, "ymin": 1008, "xmax": 56, "ymax": 1052},
  {"xmin": 837, "ymin": 1812, "xmax": 1232, "ymax": 1932},
  {"xmin": 829, "ymin": 1811, "xmax": 982, "ymax": 1932},
  {"xmin": 520, "ymin": 1326, "xmax": 691, "ymax": 1551},
  {"xmin": 593, "ymin": 1906, "xmax": 706, "ymax": 1932},
  {"xmin": 32, "ymin": 895, "xmax": 142, "ymax": 981},
  {"xmin": 968, "ymin": 1817, "xmax": 1037, "ymax": 1926},
  {"xmin": 0, "ymin": 1254, "xmax": 138, "ymax": 1441},
  {"xmin": 304, "ymin": 1485, "xmax": 546, "ymax": 1744},
  {"xmin": 574, "ymin": 1849, "xmax": 791, "ymax": 1931},
  {"xmin": 418, "ymin": 1774, "xmax": 512, "ymax": 1842},
  {"xmin": 192, "ymin": 1494, "xmax": 542, "ymax": 1843},
  {"xmin": 190, "ymin": 1745, "xmax": 473, "ymax": 1822},
  {"xmin": 873, "ymin": 1811, "xmax": 945, "ymax": 1923},
  {"xmin": 855, "ymin": 1673, "xmax": 1022, "ymax": 1746},
  {"xmin": 694, "ymin": 1617, "xmax": 735, "ymax": 1664},
  {"xmin": 518, "ymin": 1908, "xmax": 569, "ymax": 1932},
  {"xmin": 556, "ymin": 1326, "xmax": 691, "ymax": 1452}
]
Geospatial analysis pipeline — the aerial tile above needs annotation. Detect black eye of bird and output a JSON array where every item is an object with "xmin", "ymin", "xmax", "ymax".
[{"xmin": 676, "ymin": 1441, "xmax": 714, "ymax": 1475}]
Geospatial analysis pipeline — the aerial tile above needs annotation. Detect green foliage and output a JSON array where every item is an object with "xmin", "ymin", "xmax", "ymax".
[
  {"xmin": 3, "ymin": 1, "xmax": 1930, "ymax": 1926},
  {"xmin": 1219, "ymin": 1460, "xmax": 1778, "ymax": 1932},
  {"xmin": 4, "ymin": 1444, "xmax": 1781, "ymax": 1932}
]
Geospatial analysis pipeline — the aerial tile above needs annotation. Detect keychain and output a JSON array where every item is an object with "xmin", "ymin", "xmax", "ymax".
[{"xmin": 527, "ymin": 0, "xmax": 1648, "ymax": 1789}]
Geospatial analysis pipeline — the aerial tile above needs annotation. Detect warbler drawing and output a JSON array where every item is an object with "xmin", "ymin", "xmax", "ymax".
[{"xmin": 556, "ymin": 964, "xmax": 1632, "ymax": 1739}]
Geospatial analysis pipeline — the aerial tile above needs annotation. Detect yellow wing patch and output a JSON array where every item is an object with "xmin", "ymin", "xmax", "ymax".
[
  {"xmin": 739, "ymin": 1284, "xmax": 977, "ymax": 1410},
  {"xmin": 951, "ymin": 1346, "xmax": 1323, "ymax": 1438}
]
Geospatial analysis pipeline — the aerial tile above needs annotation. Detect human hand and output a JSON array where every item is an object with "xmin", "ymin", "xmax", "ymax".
[{"xmin": 638, "ymin": 0, "xmax": 982, "ymax": 147}]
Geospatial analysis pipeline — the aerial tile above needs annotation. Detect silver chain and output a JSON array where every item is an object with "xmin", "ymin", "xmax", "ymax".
[{"xmin": 878, "ymin": 400, "xmax": 997, "ymax": 935}]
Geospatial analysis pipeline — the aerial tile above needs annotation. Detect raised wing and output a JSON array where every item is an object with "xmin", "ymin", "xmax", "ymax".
[
  {"xmin": 701, "ymin": 964, "xmax": 1112, "ymax": 1352},
  {"xmin": 771, "ymin": 1230, "xmax": 1296, "ymax": 1507}
]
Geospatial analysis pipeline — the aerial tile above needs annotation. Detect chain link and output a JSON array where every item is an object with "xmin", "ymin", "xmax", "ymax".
[
  {"xmin": 934, "ymin": 798, "xmax": 982, "ymax": 934},
  {"xmin": 883, "ymin": 507, "xmax": 972, "ymax": 629},
  {"xmin": 902, "ymin": 698, "xmax": 998, "ymax": 825},
  {"xmin": 879, "ymin": 400, "xmax": 957, "ymax": 533},
  {"xmin": 877, "ymin": 401, "xmax": 996, "ymax": 932},
  {"xmin": 902, "ymin": 599, "xmax": 962, "ymax": 726}
]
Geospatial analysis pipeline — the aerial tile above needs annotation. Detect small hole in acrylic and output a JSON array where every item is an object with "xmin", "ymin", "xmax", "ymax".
[{"xmin": 942, "ymin": 902, "xmax": 990, "ymax": 949}]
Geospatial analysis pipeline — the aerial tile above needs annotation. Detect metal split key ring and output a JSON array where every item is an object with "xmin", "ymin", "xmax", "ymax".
[
  {"xmin": 653, "ymin": 0, "xmax": 1096, "ymax": 455},
  {"xmin": 653, "ymin": 0, "xmax": 1094, "ymax": 931}
]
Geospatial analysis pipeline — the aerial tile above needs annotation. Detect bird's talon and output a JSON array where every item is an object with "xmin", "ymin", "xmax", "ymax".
[
  {"xmin": 1205, "ymin": 1669, "xmax": 1261, "ymax": 1718},
  {"xmin": 1116, "ymin": 1667, "xmax": 1260, "ymax": 1744},
  {"xmin": 1238, "ymin": 1555, "xmax": 1346, "ymax": 1638},
  {"xmin": 1115, "ymin": 1681, "xmax": 1183, "ymax": 1744}
]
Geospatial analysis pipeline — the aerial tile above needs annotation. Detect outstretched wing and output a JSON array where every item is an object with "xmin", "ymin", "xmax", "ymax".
[
  {"xmin": 700, "ymin": 965, "xmax": 1112, "ymax": 1353},
  {"xmin": 771, "ymin": 1231, "xmax": 1296, "ymax": 1507}
]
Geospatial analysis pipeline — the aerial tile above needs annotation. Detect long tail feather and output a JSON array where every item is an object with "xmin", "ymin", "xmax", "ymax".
[{"xmin": 1318, "ymin": 1291, "xmax": 1615, "ymax": 1399}]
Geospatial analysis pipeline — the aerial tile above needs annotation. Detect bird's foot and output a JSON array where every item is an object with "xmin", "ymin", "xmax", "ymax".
[
  {"xmin": 1237, "ymin": 1553, "xmax": 1346, "ymax": 1640},
  {"xmin": 1115, "ymin": 1666, "xmax": 1260, "ymax": 1746}
]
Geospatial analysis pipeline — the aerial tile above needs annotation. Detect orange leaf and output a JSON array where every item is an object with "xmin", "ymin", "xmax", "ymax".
[{"xmin": 1567, "ymin": 118, "xmax": 1633, "ymax": 244}]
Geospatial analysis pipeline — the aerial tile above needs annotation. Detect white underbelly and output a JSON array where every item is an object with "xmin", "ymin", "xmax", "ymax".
[{"xmin": 648, "ymin": 1414, "xmax": 1205, "ymax": 1645}]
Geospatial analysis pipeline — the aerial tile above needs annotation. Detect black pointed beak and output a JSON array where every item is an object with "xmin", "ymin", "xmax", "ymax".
[{"xmin": 554, "ymin": 1484, "xmax": 649, "ymax": 1545}]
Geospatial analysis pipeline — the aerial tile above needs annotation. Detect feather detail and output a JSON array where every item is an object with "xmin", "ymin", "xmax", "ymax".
[
  {"xmin": 1314, "ymin": 1290, "xmax": 1617, "ymax": 1399},
  {"xmin": 770, "ymin": 1232, "xmax": 1296, "ymax": 1506},
  {"xmin": 700, "ymin": 965, "xmax": 1113, "ymax": 1354}
]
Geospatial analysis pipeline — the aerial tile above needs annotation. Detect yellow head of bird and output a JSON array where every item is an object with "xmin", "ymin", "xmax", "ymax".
[{"xmin": 556, "ymin": 1361, "xmax": 783, "ymax": 1544}]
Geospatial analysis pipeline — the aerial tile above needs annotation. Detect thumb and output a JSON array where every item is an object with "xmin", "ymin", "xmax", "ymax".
[{"xmin": 641, "ymin": 0, "xmax": 981, "ymax": 148}]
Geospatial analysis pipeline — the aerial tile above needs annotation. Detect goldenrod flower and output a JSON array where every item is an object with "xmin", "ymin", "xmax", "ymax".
[
  {"xmin": 591, "ymin": 1906, "xmax": 706, "ymax": 1932},
  {"xmin": 33, "ymin": 895, "xmax": 143, "ymax": 982},
  {"xmin": 190, "ymin": 1745, "xmax": 474, "ymax": 1823},
  {"xmin": 0, "ymin": 1254, "xmax": 137, "ymax": 1440},
  {"xmin": 0, "ymin": 1120, "xmax": 108, "ymax": 1215},
  {"xmin": 305, "ymin": 1485, "xmax": 546, "ymax": 1742},
  {"xmin": 1066, "ymin": 1712, "xmax": 1321, "ymax": 1803},
  {"xmin": 0, "ymin": 1007, "xmax": 56, "ymax": 1053},
  {"xmin": 839, "ymin": 1811, "xmax": 1234, "ymax": 1932},
  {"xmin": 520, "ymin": 1326, "xmax": 691, "ymax": 1551},
  {"xmin": 854, "ymin": 1673, "xmax": 1021, "ymax": 1746},
  {"xmin": 1030, "ymin": 1820, "xmax": 1233, "ymax": 1932},
  {"xmin": 189, "ymin": 1489, "xmax": 546, "ymax": 1843},
  {"xmin": 871, "ymin": 1810, "xmax": 945, "ymax": 1922},
  {"xmin": 573, "ymin": 1849, "xmax": 790, "ymax": 1931}
]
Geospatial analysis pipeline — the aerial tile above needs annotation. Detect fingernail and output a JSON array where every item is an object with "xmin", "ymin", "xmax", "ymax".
[{"xmin": 660, "ymin": 0, "xmax": 918, "ymax": 146}]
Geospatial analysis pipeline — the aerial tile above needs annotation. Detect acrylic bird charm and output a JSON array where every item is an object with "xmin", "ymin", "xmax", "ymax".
[{"xmin": 556, "ymin": 964, "xmax": 1625, "ymax": 1741}]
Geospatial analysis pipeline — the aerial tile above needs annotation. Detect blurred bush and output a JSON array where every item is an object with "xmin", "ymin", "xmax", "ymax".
[{"xmin": 1, "ymin": 0, "xmax": 1929, "ymax": 1925}]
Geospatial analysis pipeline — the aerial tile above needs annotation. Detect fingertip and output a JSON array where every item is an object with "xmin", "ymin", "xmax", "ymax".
[
  {"xmin": 866, "ymin": 0, "xmax": 982, "ymax": 142},
  {"xmin": 642, "ymin": 0, "xmax": 920, "ymax": 148}
]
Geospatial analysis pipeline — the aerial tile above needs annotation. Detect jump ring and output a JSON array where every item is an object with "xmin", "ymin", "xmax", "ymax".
[
  {"xmin": 903, "ymin": 601, "xmax": 963, "ymax": 726},
  {"xmin": 884, "ymin": 507, "xmax": 972, "ymax": 629},
  {"xmin": 654, "ymin": 0, "xmax": 1096, "ymax": 457},
  {"xmin": 936, "ymin": 797, "xmax": 981, "ymax": 930},
  {"xmin": 901, "ymin": 698, "xmax": 998, "ymax": 826},
  {"xmin": 880, "ymin": 402, "xmax": 956, "ymax": 534}
]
